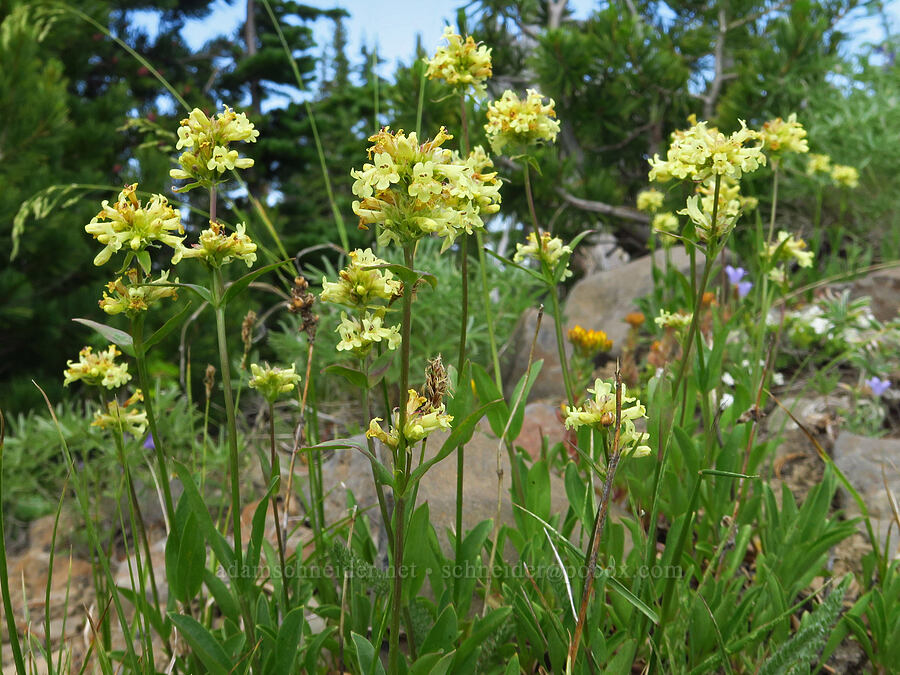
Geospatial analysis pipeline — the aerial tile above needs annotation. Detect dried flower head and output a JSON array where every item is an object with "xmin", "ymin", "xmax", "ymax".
[
  {"xmin": 568, "ymin": 325, "xmax": 613, "ymax": 358},
  {"xmin": 288, "ymin": 275, "xmax": 318, "ymax": 340},
  {"xmin": 204, "ymin": 364, "xmax": 216, "ymax": 400},
  {"xmin": 636, "ymin": 189, "xmax": 664, "ymax": 214},
  {"xmin": 99, "ymin": 269, "xmax": 178, "ymax": 316},
  {"xmin": 85, "ymin": 184, "xmax": 184, "ymax": 266},
  {"xmin": 424, "ymin": 26, "xmax": 492, "ymax": 97},
  {"xmin": 351, "ymin": 129, "xmax": 502, "ymax": 252},
  {"xmin": 170, "ymin": 106, "xmax": 258, "ymax": 190},
  {"xmin": 484, "ymin": 89, "xmax": 560, "ymax": 155},
  {"xmin": 759, "ymin": 113, "xmax": 809, "ymax": 157},
  {"xmin": 648, "ymin": 119, "xmax": 766, "ymax": 183},
  {"xmin": 422, "ymin": 355, "xmax": 451, "ymax": 409},
  {"xmin": 173, "ymin": 221, "xmax": 257, "ymax": 268},
  {"xmin": 92, "ymin": 390, "xmax": 148, "ymax": 437},
  {"xmin": 248, "ymin": 362, "xmax": 301, "ymax": 402},
  {"xmin": 64, "ymin": 345, "xmax": 131, "ymax": 389}
]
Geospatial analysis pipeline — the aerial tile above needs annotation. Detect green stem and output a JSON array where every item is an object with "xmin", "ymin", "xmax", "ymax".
[
  {"xmin": 267, "ymin": 401, "xmax": 289, "ymax": 609},
  {"xmin": 476, "ymin": 231, "xmax": 503, "ymax": 388},
  {"xmin": 361, "ymin": 367, "xmax": 394, "ymax": 546},
  {"xmin": 0, "ymin": 411, "xmax": 26, "ymax": 675},
  {"xmin": 131, "ymin": 315, "xmax": 175, "ymax": 527},
  {"xmin": 766, "ymin": 163, "xmax": 780, "ymax": 245}
]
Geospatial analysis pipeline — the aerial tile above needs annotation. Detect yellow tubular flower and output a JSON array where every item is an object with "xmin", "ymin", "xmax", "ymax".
[
  {"xmin": 350, "ymin": 128, "xmax": 502, "ymax": 252},
  {"xmin": 248, "ymin": 362, "xmax": 301, "ymax": 402},
  {"xmin": 424, "ymin": 26, "xmax": 492, "ymax": 97},
  {"xmin": 513, "ymin": 231, "xmax": 573, "ymax": 278},
  {"xmin": 564, "ymin": 378, "xmax": 648, "ymax": 434},
  {"xmin": 170, "ymin": 105, "xmax": 258, "ymax": 190},
  {"xmin": 366, "ymin": 389, "xmax": 454, "ymax": 450},
  {"xmin": 320, "ymin": 248, "xmax": 402, "ymax": 308},
  {"xmin": 99, "ymin": 269, "xmax": 178, "ymax": 316},
  {"xmin": 759, "ymin": 113, "xmax": 809, "ymax": 158},
  {"xmin": 92, "ymin": 390, "xmax": 148, "ymax": 437},
  {"xmin": 654, "ymin": 309, "xmax": 693, "ymax": 331},
  {"xmin": 652, "ymin": 212, "xmax": 680, "ymax": 247},
  {"xmin": 84, "ymin": 184, "xmax": 184, "ymax": 266},
  {"xmin": 636, "ymin": 189, "xmax": 665, "ymax": 213},
  {"xmin": 831, "ymin": 164, "xmax": 859, "ymax": 188},
  {"xmin": 173, "ymin": 222, "xmax": 257, "ymax": 268},
  {"xmin": 484, "ymin": 89, "xmax": 560, "ymax": 155},
  {"xmin": 765, "ymin": 231, "xmax": 814, "ymax": 268},
  {"xmin": 64, "ymin": 345, "xmax": 131, "ymax": 389},
  {"xmin": 806, "ymin": 153, "xmax": 832, "ymax": 176},
  {"xmin": 648, "ymin": 119, "xmax": 766, "ymax": 184},
  {"xmin": 336, "ymin": 310, "xmax": 402, "ymax": 356}
]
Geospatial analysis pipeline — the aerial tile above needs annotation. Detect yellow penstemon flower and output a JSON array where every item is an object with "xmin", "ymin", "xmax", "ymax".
[
  {"xmin": 170, "ymin": 106, "xmax": 258, "ymax": 190},
  {"xmin": 367, "ymin": 388, "xmax": 453, "ymax": 451},
  {"xmin": 759, "ymin": 113, "xmax": 809, "ymax": 158},
  {"xmin": 99, "ymin": 268, "xmax": 179, "ymax": 316},
  {"xmin": 84, "ymin": 183, "xmax": 184, "ymax": 266},
  {"xmin": 64, "ymin": 345, "xmax": 131, "ymax": 389},
  {"xmin": 424, "ymin": 26, "xmax": 492, "ymax": 97},
  {"xmin": 563, "ymin": 378, "xmax": 651, "ymax": 457},
  {"xmin": 320, "ymin": 248, "xmax": 402, "ymax": 308},
  {"xmin": 336, "ymin": 310, "xmax": 402, "ymax": 356},
  {"xmin": 765, "ymin": 230, "xmax": 814, "ymax": 269},
  {"xmin": 636, "ymin": 188, "xmax": 665, "ymax": 214},
  {"xmin": 92, "ymin": 389, "xmax": 148, "ymax": 437},
  {"xmin": 513, "ymin": 230, "xmax": 573, "ymax": 279},
  {"xmin": 648, "ymin": 119, "xmax": 766, "ymax": 184},
  {"xmin": 484, "ymin": 88, "xmax": 560, "ymax": 155},
  {"xmin": 350, "ymin": 128, "xmax": 502, "ymax": 252},
  {"xmin": 248, "ymin": 362, "xmax": 301, "ymax": 402},
  {"xmin": 173, "ymin": 221, "xmax": 257, "ymax": 268}
]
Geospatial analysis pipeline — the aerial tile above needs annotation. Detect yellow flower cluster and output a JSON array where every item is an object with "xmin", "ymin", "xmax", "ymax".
[
  {"xmin": 831, "ymin": 164, "xmax": 859, "ymax": 188},
  {"xmin": 648, "ymin": 119, "xmax": 766, "ymax": 183},
  {"xmin": 170, "ymin": 107, "xmax": 258, "ymax": 189},
  {"xmin": 84, "ymin": 184, "xmax": 183, "ymax": 266},
  {"xmin": 652, "ymin": 212, "xmax": 680, "ymax": 247},
  {"xmin": 367, "ymin": 388, "xmax": 453, "ymax": 450},
  {"xmin": 320, "ymin": 248, "xmax": 402, "ymax": 307},
  {"xmin": 99, "ymin": 269, "xmax": 178, "ymax": 316},
  {"xmin": 424, "ymin": 26, "xmax": 492, "ymax": 97},
  {"xmin": 484, "ymin": 89, "xmax": 560, "ymax": 155},
  {"xmin": 321, "ymin": 249, "xmax": 403, "ymax": 357},
  {"xmin": 173, "ymin": 222, "xmax": 257, "ymax": 268},
  {"xmin": 636, "ymin": 189, "xmax": 664, "ymax": 213},
  {"xmin": 806, "ymin": 153, "xmax": 832, "ymax": 175},
  {"xmin": 64, "ymin": 345, "xmax": 131, "ymax": 389},
  {"xmin": 568, "ymin": 325, "xmax": 613, "ymax": 357},
  {"xmin": 654, "ymin": 309, "xmax": 693, "ymax": 331},
  {"xmin": 759, "ymin": 113, "xmax": 809, "ymax": 158},
  {"xmin": 92, "ymin": 390, "xmax": 148, "ymax": 437},
  {"xmin": 563, "ymin": 378, "xmax": 651, "ymax": 457},
  {"xmin": 513, "ymin": 230, "xmax": 573, "ymax": 279},
  {"xmin": 248, "ymin": 362, "xmax": 301, "ymax": 402},
  {"xmin": 351, "ymin": 128, "xmax": 502, "ymax": 252},
  {"xmin": 765, "ymin": 231, "xmax": 814, "ymax": 269}
]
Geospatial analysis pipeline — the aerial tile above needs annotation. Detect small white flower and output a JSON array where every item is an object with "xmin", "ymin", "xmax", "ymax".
[
  {"xmin": 721, "ymin": 372, "xmax": 735, "ymax": 387},
  {"xmin": 719, "ymin": 393, "xmax": 734, "ymax": 411}
]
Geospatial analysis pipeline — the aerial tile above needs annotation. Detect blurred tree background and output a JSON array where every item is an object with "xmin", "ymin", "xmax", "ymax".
[{"xmin": 3, "ymin": 0, "xmax": 898, "ymax": 415}]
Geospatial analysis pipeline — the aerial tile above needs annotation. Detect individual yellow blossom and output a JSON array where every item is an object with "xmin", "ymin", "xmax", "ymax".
[
  {"xmin": 806, "ymin": 153, "xmax": 832, "ymax": 175},
  {"xmin": 92, "ymin": 390, "xmax": 148, "ymax": 437},
  {"xmin": 768, "ymin": 266, "xmax": 787, "ymax": 285},
  {"xmin": 759, "ymin": 113, "xmax": 809, "ymax": 158},
  {"xmin": 648, "ymin": 119, "xmax": 766, "ymax": 183},
  {"xmin": 424, "ymin": 26, "xmax": 492, "ymax": 97},
  {"xmin": 484, "ymin": 89, "xmax": 560, "ymax": 155},
  {"xmin": 652, "ymin": 212, "xmax": 680, "ymax": 247},
  {"xmin": 336, "ymin": 310, "xmax": 402, "ymax": 356},
  {"xmin": 84, "ymin": 184, "xmax": 184, "ymax": 266},
  {"xmin": 320, "ymin": 248, "xmax": 402, "ymax": 308},
  {"xmin": 513, "ymin": 230, "xmax": 573, "ymax": 278},
  {"xmin": 568, "ymin": 325, "xmax": 613, "ymax": 357},
  {"xmin": 564, "ymin": 377, "xmax": 647, "ymax": 432},
  {"xmin": 99, "ymin": 269, "xmax": 178, "ymax": 316},
  {"xmin": 64, "ymin": 345, "xmax": 131, "ymax": 389},
  {"xmin": 366, "ymin": 388, "xmax": 453, "ymax": 450},
  {"xmin": 765, "ymin": 231, "xmax": 814, "ymax": 268},
  {"xmin": 173, "ymin": 221, "xmax": 257, "ymax": 268},
  {"xmin": 636, "ymin": 189, "xmax": 664, "ymax": 213},
  {"xmin": 618, "ymin": 418, "xmax": 652, "ymax": 457},
  {"xmin": 831, "ymin": 164, "xmax": 859, "ymax": 188},
  {"xmin": 170, "ymin": 106, "xmax": 258, "ymax": 190},
  {"xmin": 655, "ymin": 309, "xmax": 693, "ymax": 331},
  {"xmin": 248, "ymin": 362, "xmax": 301, "ymax": 402},
  {"xmin": 678, "ymin": 194, "xmax": 739, "ymax": 242},
  {"xmin": 351, "ymin": 128, "xmax": 502, "ymax": 252}
]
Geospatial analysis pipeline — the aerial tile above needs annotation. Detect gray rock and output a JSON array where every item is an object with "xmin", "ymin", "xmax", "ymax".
[
  {"xmin": 832, "ymin": 431, "xmax": 900, "ymax": 551},
  {"xmin": 503, "ymin": 246, "xmax": 698, "ymax": 401},
  {"xmin": 847, "ymin": 265, "xmax": 900, "ymax": 322}
]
